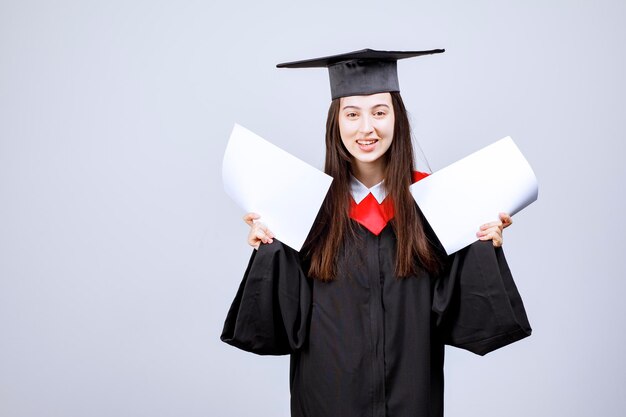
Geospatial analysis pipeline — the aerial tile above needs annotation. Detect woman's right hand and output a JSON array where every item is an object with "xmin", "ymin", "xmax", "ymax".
[{"xmin": 243, "ymin": 213, "xmax": 275, "ymax": 249}]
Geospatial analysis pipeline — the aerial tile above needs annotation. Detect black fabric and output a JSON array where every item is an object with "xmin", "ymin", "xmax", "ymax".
[
  {"xmin": 221, "ymin": 223, "xmax": 531, "ymax": 417},
  {"xmin": 276, "ymin": 48, "xmax": 445, "ymax": 68},
  {"xmin": 328, "ymin": 60, "xmax": 399, "ymax": 100},
  {"xmin": 276, "ymin": 48, "xmax": 445, "ymax": 99}
]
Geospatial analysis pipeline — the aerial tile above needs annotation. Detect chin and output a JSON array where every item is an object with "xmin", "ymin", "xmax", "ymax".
[{"xmin": 356, "ymin": 155, "xmax": 384, "ymax": 165}]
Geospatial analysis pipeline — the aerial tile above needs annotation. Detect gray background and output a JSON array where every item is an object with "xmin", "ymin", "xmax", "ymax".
[{"xmin": 1, "ymin": 1, "xmax": 625, "ymax": 416}]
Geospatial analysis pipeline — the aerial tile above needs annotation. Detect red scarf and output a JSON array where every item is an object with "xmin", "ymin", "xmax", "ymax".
[{"xmin": 349, "ymin": 171, "xmax": 429, "ymax": 235}]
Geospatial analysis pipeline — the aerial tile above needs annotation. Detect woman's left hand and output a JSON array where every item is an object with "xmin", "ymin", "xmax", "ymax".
[{"xmin": 477, "ymin": 212, "xmax": 513, "ymax": 247}]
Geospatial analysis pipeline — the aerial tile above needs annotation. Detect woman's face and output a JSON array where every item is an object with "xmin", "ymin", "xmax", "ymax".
[{"xmin": 338, "ymin": 93, "xmax": 395, "ymax": 171}]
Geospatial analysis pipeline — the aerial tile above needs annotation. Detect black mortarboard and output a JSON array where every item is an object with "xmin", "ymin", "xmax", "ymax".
[{"xmin": 277, "ymin": 48, "xmax": 445, "ymax": 100}]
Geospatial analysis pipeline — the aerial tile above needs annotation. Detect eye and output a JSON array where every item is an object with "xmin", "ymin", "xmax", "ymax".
[
  {"xmin": 373, "ymin": 110, "xmax": 386, "ymax": 117},
  {"xmin": 345, "ymin": 112, "xmax": 358, "ymax": 118}
]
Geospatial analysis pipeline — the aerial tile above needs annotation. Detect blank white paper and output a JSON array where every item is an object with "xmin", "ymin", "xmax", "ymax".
[
  {"xmin": 222, "ymin": 124, "xmax": 333, "ymax": 251},
  {"xmin": 410, "ymin": 137, "xmax": 538, "ymax": 255}
]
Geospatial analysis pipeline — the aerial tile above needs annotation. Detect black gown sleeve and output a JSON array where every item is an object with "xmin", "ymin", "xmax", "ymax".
[
  {"xmin": 432, "ymin": 240, "xmax": 532, "ymax": 356},
  {"xmin": 220, "ymin": 240, "xmax": 311, "ymax": 355}
]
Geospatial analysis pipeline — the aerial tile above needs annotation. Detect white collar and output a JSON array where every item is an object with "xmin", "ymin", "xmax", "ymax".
[{"xmin": 350, "ymin": 175, "xmax": 388, "ymax": 204}]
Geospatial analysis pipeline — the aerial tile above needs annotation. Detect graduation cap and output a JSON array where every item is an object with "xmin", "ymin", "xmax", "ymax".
[{"xmin": 277, "ymin": 48, "xmax": 445, "ymax": 100}]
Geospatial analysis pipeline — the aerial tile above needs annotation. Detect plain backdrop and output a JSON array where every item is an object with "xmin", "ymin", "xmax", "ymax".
[{"xmin": 1, "ymin": 1, "xmax": 625, "ymax": 416}]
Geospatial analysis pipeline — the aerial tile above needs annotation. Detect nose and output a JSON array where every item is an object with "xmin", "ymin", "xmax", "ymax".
[{"xmin": 358, "ymin": 115, "xmax": 374, "ymax": 135}]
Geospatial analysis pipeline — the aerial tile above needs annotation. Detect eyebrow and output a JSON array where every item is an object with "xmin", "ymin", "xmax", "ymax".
[{"xmin": 341, "ymin": 104, "xmax": 391, "ymax": 111}]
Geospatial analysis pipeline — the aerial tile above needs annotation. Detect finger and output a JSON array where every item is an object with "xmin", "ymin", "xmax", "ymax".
[
  {"xmin": 261, "ymin": 225, "xmax": 275, "ymax": 239},
  {"xmin": 255, "ymin": 228, "xmax": 274, "ymax": 245},
  {"xmin": 243, "ymin": 213, "xmax": 261, "ymax": 226},
  {"xmin": 254, "ymin": 228, "xmax": 268, "ymax": 243},
  {"xmin": 248, "ymin": 231, "xmax": 271, "ymax": 248},
  {"xmin": 248, "ymin": 217, "xmax": 275, "ymax": 239},
  {"xmin": 254, "ymin": 222, "xmax": 275, "ymax": 240},
  {"xmin": 478, "ymin": 234, "xmax": 503, "ymax": 247},
  {"xmin": 499, "ymin": 212, "xmax": 513, "ymax": 228},
  {"xmin": 247, "ymin": 226, "xmax": 266, "ymax": 246},
  {"xmin": 491, "ymin": 230, "xmax": 503, "ymax": 247},
  {"xmin": 477, "ymin": 225, "xmax": 499, "ymax": 237},
  {"xmin": 477, "ymin": 229, "xmax": 503, "ymax": 247},
  {"xmin": 247, "ymin": 235, "xmax": 261, "ymax": 249},
  {"xmin": 477, "ymin": 230, "xmax": 494, "ymax": 239},
  {"xmin": 479, "ymin": 220, "xmax": 503, "ymax": 231},
  {"xmin": 243, "ymin": 212, "xmax": 261, "ymax": 226}
]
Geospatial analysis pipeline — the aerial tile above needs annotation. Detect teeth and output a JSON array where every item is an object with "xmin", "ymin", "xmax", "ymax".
[{"xmin": 357, "ymin": 140, "xmax": 377, "ymax": 145}]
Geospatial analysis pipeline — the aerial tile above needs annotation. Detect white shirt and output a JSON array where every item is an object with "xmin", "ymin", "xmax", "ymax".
[{"xmin": 350, "ymin": 175, "xmax": 388, "ymax": 204}]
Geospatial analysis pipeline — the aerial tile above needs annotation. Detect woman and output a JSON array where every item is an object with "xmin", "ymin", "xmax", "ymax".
[{"xmin": 222, "ymin": 49, "xmax": 531, "ymax": 417}]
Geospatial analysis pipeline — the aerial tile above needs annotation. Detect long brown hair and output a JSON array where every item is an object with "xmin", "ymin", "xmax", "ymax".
[{"xmin": 303, "ymin": 92, "xmax": 441, "ymax": 281}]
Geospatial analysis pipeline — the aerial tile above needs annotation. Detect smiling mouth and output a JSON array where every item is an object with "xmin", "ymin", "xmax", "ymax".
[{"xmin": 356, "ymin": 139, "xmax": 379, "ymax": 145}]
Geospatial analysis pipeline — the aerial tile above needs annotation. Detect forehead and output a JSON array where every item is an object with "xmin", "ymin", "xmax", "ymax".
[{"xmin": 340, "ymin": 92, "xmax": 393, "ymax": 108}]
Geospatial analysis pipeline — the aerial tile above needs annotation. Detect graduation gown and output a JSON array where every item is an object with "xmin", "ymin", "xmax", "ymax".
[{"xmin": 221, "ymin": 188, "xmax": 531, "ymax": 417}]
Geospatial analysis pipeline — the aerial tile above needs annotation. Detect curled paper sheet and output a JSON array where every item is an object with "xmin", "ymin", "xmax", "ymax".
[
  {"xmin": 410, "ymin": 137, "xmax": 538, "ymax": 255},
  {"xmin": 222, "ymin": 124, "xmax": 333, "ymax": 251}
]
